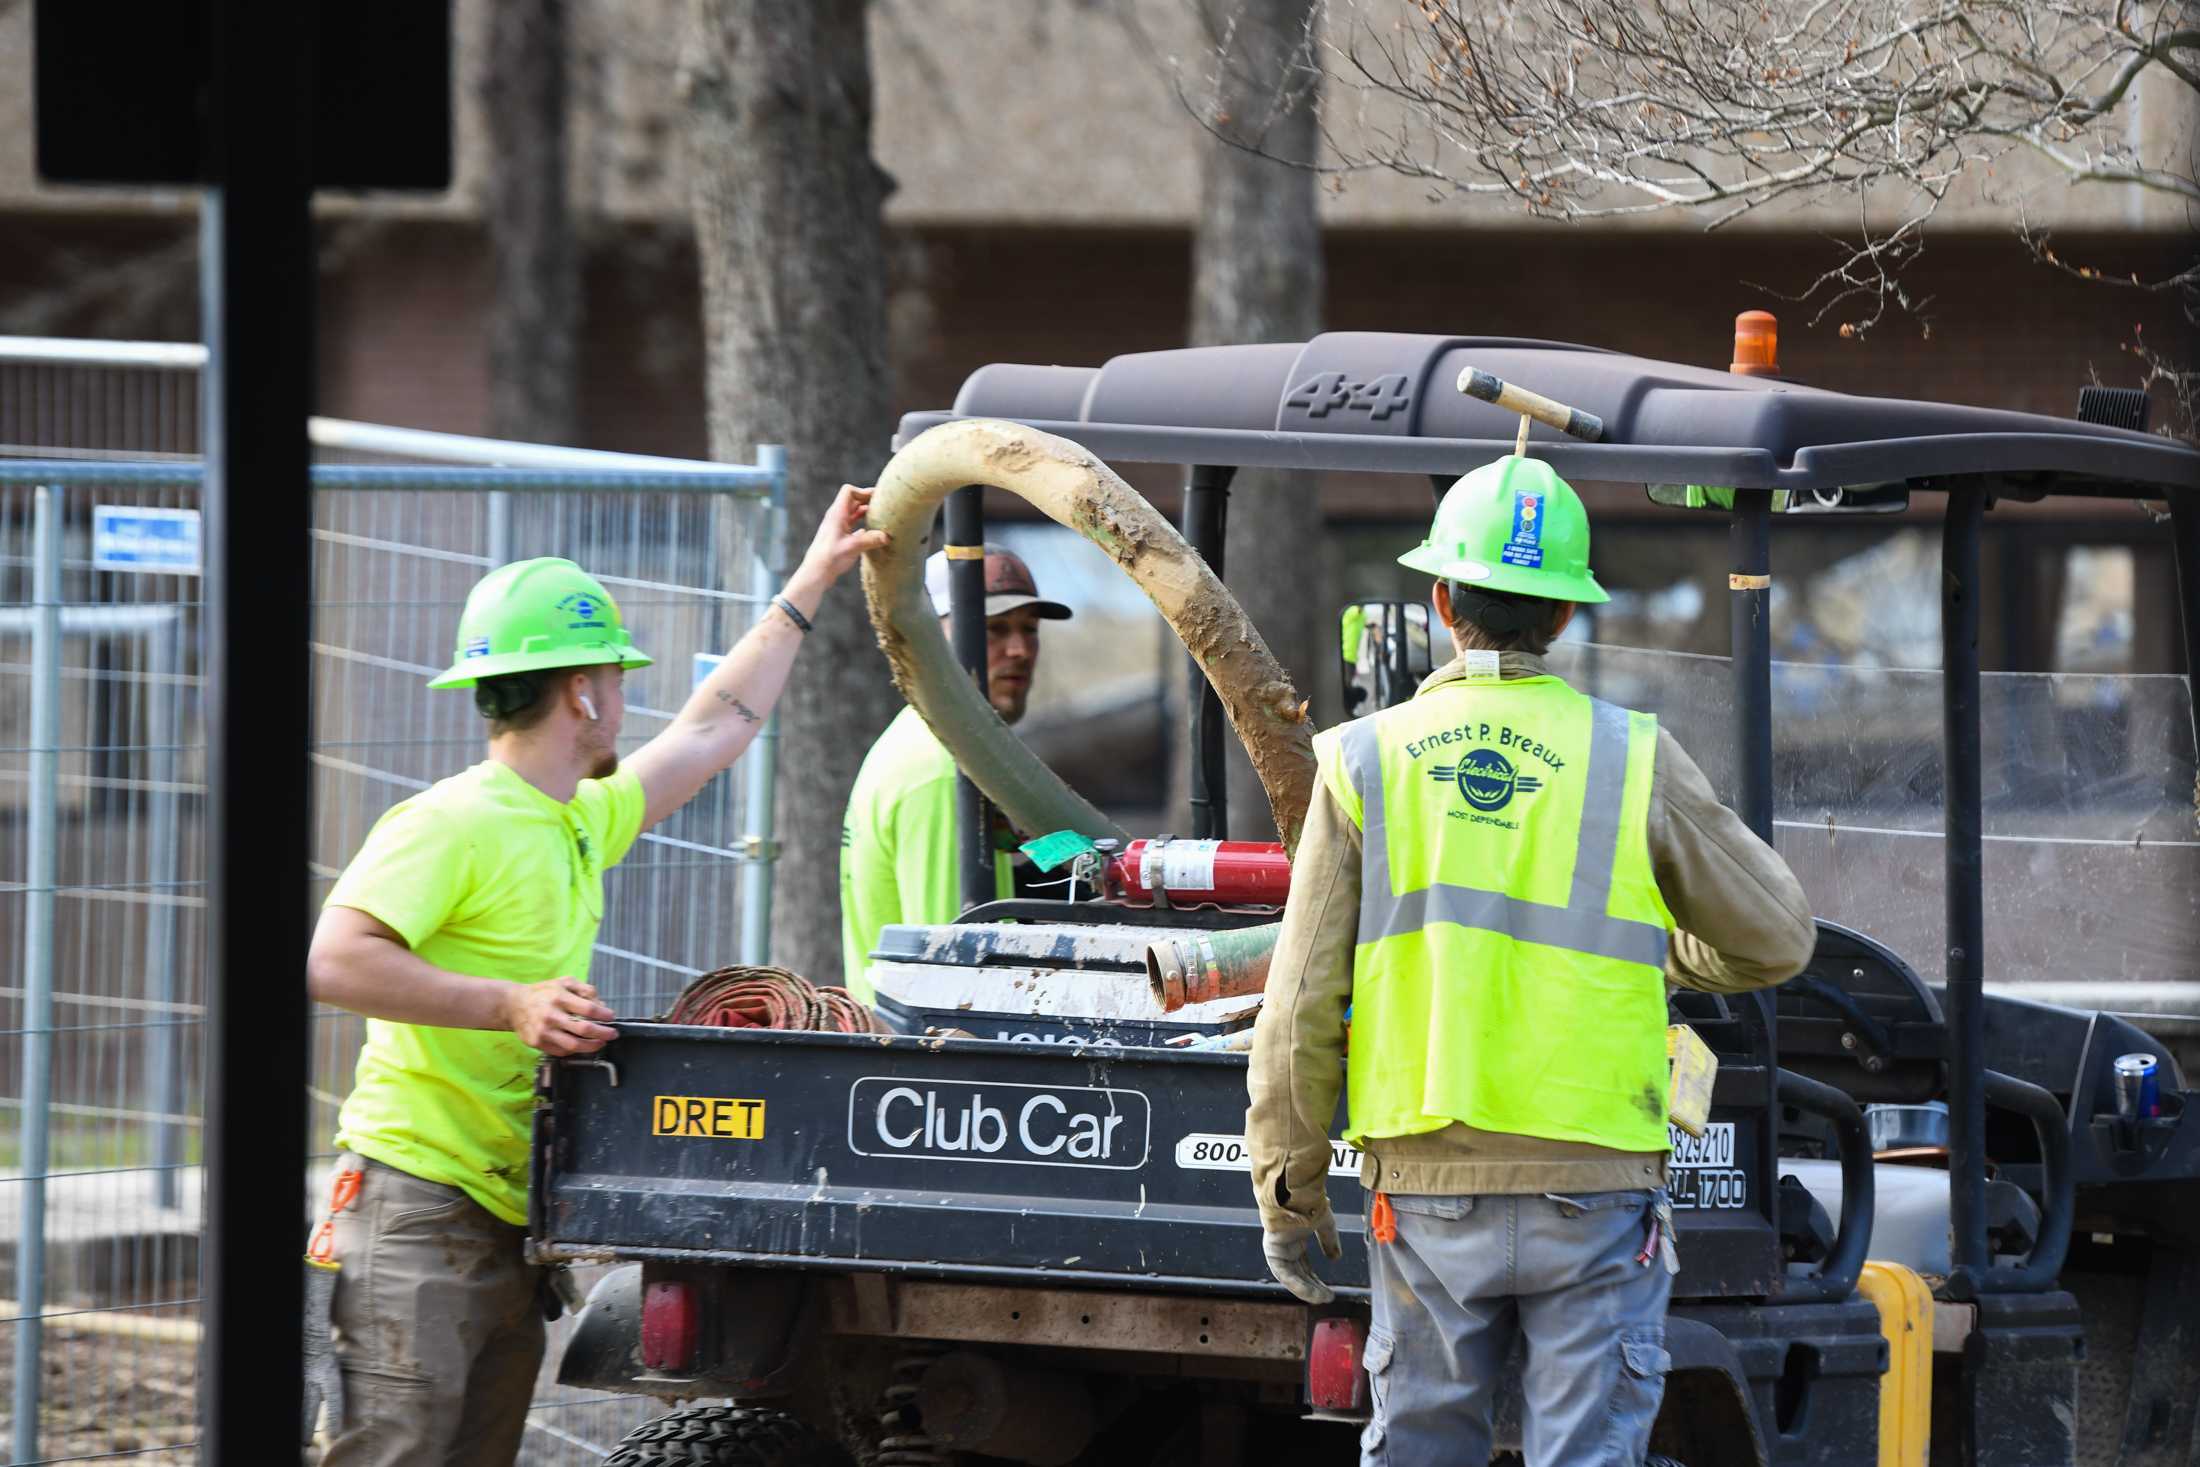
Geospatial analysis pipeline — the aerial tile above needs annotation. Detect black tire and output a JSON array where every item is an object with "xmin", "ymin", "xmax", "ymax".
[{"xmin": 603, "ymin": 1405, "xmax": 853, "ymax": 1467}]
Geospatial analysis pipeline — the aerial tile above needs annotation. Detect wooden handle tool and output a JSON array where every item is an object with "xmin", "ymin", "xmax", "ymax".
[{"xmin": 1456, "ymin": 367, "xmax": 1606, "ymax": 449}]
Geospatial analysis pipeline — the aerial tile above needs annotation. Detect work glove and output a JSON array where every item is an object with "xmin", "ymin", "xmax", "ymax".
[
  {"xmin": 301, "ymin": 1258, "xmax": 345, "ymax": 1444},
  {"xmin": 1262, "ymin": 1207, "xmax": 1343, "ymax": 1304}
]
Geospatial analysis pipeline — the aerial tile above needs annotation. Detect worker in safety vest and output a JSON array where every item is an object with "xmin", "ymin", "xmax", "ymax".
[
  {"xmin": 839, "ymin": 545, "xmax": 1070, "ymax": 999},
  {"xmin": 1245, "ymin": 456, "xmax": 1814, "ymax": 1467},
  {"xmin": 304, "ymin": 487, "xmax": 884, "ymax": 1466}
]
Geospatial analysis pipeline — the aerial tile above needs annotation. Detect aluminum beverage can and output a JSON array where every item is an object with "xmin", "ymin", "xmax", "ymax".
[{"xmin": 2113, "ymin": 1053, "xmax": 2161, "ymax": 1120}]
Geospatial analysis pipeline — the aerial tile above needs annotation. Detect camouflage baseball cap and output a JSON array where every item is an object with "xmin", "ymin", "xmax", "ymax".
[{"xmin": 923, "ymin": 544, "xmax": 1072, "ymax": 621}]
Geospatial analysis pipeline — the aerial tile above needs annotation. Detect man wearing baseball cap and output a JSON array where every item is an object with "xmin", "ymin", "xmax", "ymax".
[{"xmin": 840, "ymin": 543, "xmax": 1071, "ymax": 998}]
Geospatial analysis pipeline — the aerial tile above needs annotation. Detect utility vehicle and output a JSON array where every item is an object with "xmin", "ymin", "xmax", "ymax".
[{"xmin": 538, "ymin": 326, "xmax": 2200, "ymax": 1466}]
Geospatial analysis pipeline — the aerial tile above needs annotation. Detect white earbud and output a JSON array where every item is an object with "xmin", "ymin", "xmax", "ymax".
[{"xmin": 578, "ymin": 693, "xmax": 599, "ymax": 722}]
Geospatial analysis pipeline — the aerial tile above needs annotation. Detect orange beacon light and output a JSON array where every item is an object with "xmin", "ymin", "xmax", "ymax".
[{"xmin": 1731, "ymin": 310, "xmax": 1780, "ymax": 377}]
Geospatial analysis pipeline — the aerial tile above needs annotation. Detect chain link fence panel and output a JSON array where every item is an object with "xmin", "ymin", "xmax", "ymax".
[{"xmin": 0, "ymin": 339, "xmax": 786, "ymax": 1464}]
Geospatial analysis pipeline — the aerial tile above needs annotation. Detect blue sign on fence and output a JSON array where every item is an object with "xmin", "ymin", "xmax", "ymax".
[{"xmin": 92, "ymin": 505, "xmax": 201, "ymax": 574}]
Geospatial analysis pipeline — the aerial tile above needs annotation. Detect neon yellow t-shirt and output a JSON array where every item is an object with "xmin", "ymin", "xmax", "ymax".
[
  {"xmin": 328, "ymin": 759, "xmax": 646, "ymax": 1224},
  {"xmin": 840, "ymin": 707, "xmax": 1011, "ymax": 1003}
]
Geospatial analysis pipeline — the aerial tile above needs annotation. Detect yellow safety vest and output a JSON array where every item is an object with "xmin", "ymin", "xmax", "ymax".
[{"xmin": 1319, "ymin": 672, "xmax": 1675, "ymax": 1152}]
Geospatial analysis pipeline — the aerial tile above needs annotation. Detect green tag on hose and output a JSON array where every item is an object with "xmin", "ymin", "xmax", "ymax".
[{"xmin": 1020, "ymin": 829, "xmax": 1098, "ymax": 873}]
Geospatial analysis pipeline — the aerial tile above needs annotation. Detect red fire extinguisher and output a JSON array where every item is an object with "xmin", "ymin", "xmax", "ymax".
[{"xmin": 1107, "ymin": 837, "xmax": 1291, "ymax": 906}]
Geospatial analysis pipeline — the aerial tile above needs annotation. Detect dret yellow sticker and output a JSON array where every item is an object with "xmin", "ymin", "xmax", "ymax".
[{"xmin": 653, "ymin": 1094, "xmax": 766, "ymax": 1141}]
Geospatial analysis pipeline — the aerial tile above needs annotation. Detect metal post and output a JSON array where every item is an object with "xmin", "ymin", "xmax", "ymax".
[
  {"xmin": 1183, "ymin": 466, "xmax": 1234, "ymax": 840},
  {"xmin": 1943, "ymin": 491, "xmax": 1989, "ymax": 1289},
  {"xmin": 12, "ymin": 486, "xmax": 63, "ymax": 1466},
  {"xmin": 486, "ymin": 488, "xmax": 514, "ymax": 566},
  {"xmin": 737, "ymin": 445, "xmax": 786, "ymax": 966},
  {"xmin": 1387, "ymin": 603, "xmax": 1410, "ymax": 704},
  {"xmin": 2170, "ymin": 495, "xmax": 2200, "ymax": 754},
  {"xmin": 946, "ymin": 486, "xmax": 994, "ymax": 910},
  {"xmin": 146, "ymin": 615, "xmax": 182, "ymax": 1209},
  {"xmin": 200, "ymin": 0, "xmax": 314, "ymax": 1454},
  {"xmin": 1728, "ymin": 492, "xmax": 1781, "ymax": 1240},
  {"xmin": 1729, "ymin": 493, "xmax": 1774, "ymax": 839}
]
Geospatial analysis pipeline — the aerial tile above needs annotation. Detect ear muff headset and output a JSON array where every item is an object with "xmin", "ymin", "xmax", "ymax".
[{"xmin": 1447, "ymin": 583, "xmax": 1539, "ymax": 638}]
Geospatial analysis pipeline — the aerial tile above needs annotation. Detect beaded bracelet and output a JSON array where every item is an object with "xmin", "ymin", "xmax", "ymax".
[{"xmin": 771, "ymin": 594, "xmax": 812, "ymax": 634}]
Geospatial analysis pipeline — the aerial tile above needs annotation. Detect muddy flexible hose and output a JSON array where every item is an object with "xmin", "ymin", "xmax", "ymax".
[
  {"xmin": 862, "ymin": 419, "xmax": 1317, "ymax": 853},
  {"xmin": 665, "ymin": 964, "xmax": 887, "ymax": 1034},
  {"xmin": 1146, "ymin": 921, "xmax": 1283, "ymax": 1012}
]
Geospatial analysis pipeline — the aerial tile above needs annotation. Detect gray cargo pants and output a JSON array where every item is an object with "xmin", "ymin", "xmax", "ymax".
[
  {"xmin": 1362, "ymin": 1189, "xmax": 1675, "ymax": 1467},
  {"xmin": 315, "ymin": 1155, "xmax": 544, "ymax": 1467}
]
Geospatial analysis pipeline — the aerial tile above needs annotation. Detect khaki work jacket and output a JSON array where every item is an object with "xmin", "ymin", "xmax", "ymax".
[{"xmin": 1245, "ymin": 652, "xmax": 1816, "ymax": 1234}]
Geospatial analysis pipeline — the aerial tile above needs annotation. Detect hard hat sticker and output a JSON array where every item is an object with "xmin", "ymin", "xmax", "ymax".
[
  {"xmin": 556, "ymin": 591, "xmax": 608, "ymax": 630},
  {"xmin": 1501, "ymin": 489, "xmax": 1545, "ymax": 568},
  {"xmin": 462, "ymin": 635, "xmax": 491, "ymax": 659}
]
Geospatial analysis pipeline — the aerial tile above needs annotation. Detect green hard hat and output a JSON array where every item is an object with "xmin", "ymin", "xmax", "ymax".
[
  {"xmin": 1397, "ymin": 456, "xmax": 1609, "ymax": 604},
  {"xmin": 427, "ymin": 557, "xmax": 653, "ymax": 689}
]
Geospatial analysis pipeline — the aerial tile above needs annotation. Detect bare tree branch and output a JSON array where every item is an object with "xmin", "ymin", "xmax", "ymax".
[{"xmin": 1177, "ymin": 0, "xmax": 2197, "ymax": 416}]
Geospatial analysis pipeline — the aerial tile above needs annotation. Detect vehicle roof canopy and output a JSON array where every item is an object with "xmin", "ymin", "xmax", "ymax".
[{"xmin": 895, "ymin": 333, "xmax": 2199, "ymax": 498}]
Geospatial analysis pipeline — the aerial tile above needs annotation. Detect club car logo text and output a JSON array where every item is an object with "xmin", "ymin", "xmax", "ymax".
[{"xmin": 847, "ymin": 1078, "xmax": 1150, "ymax": 1170}]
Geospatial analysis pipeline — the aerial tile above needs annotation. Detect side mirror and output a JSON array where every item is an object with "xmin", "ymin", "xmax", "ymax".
[
  {"xmin": 1341, "ymin": 600, "xmax": 1435, "ymax": 716},
  {"xmin": 1646, "ymin": 484, "xmax": 1791, "ymax": 512},
  {"xmin": 1783, "ymin": 484, "xmax": 1912, "ymax": 515},
  {"xmin": 1646, "ymin": 483, "xmax": 1910, "ymax": 515}
]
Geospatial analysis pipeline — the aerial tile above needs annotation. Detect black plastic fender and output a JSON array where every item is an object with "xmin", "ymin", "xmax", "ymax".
[
  {"xmin": 1654, "ymin": 1317, "xmax": 1770, "ymax": 1467},
  {"xmin": 555, "ymin": 1263, "xmax": 813, "ymax": 1398},
  {"xmin": 556, "ymin": 1264, "xmax": 643, "ymax": 1393}
]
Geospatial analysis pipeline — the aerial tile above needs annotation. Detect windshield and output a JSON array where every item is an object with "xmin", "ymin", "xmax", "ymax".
[{"xmin": 1546, "ymin": 643, "xmax": 2200, "ymax": 1000}]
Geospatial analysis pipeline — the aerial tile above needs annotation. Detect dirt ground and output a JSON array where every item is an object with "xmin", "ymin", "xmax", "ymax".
[
  {"xmin": 0, "ymin": 1303, "xmax": 660, "ymax": 1466},
  {"xmin": 1, "ymin": 1325, "xmax": 201, "ymax": 1463},
  {"xmin": 0, "ymin": 1302, "xmax": 2161, "ymax": 1467}
]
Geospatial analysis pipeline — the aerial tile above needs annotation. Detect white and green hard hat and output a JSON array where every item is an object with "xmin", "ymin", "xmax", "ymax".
[
  {"xmin": 1398, "ymin": 456, "xmax": 1609, "ymax": 604},
  {"xmin": 427, "ymin": 558, "xmax": 654, "ymax": 689}
]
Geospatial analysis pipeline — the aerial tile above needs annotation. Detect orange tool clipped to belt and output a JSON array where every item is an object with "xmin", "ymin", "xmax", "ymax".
[
  {"xmin": 1370, "ymin": 1191, "xmax": 1398, "ymax": 1245},
  {"xmin": 302, "ymin": 1165, "xmax": 362, "ymax": 1445},
  {"xmin": 307, "ymin": 1165, "xmax": 362, "ymax": 1264}
]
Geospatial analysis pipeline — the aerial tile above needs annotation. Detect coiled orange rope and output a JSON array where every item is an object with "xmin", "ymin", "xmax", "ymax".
[{"xmin": 665, "ymin": 964, "xmax": 887, "ymax": 1035}]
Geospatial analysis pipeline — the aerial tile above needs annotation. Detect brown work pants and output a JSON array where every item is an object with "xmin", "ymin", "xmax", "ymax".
[{"xmin": 316, "ymin": 1155, "xmax": 544, "ymax": 1467}]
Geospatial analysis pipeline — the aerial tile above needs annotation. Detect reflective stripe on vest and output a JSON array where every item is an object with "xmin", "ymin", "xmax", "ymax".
[{"xmin": 1335, "ymin": 697, "xmax": 1669, "ymax": 969}]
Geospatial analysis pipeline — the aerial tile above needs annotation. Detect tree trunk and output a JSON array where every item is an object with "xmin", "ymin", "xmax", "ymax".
[
  {"xmin": 1187, "ymin": 0, "xmax": 1326, "ymax": 842},
  {"xmin": 483, "ymin": 0, "xmax": 579, "ymax": 444},
  {"xmin": 682, "ymin": 0, "xmax": 896, "ymax": 985}
]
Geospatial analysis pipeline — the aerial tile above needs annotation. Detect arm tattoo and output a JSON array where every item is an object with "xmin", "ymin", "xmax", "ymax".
[{"xmin": 714, "ymin": 688, "xmax": 763, "ymax": 725}]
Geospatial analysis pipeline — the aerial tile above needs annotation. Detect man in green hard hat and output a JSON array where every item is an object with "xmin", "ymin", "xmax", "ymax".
[
  {"xmin": 1246, "ymin": 456, "xmax": 1815, "ymax": 1466},
  {"xmin": 304, "ymin": 486, "xmax": 884, "ymax": 1466}
]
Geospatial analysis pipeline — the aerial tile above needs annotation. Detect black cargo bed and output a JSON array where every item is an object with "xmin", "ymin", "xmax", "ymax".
[{"xmin": 530, "ymin": 1023, "xmax": 1778, "ymax": 1299}]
